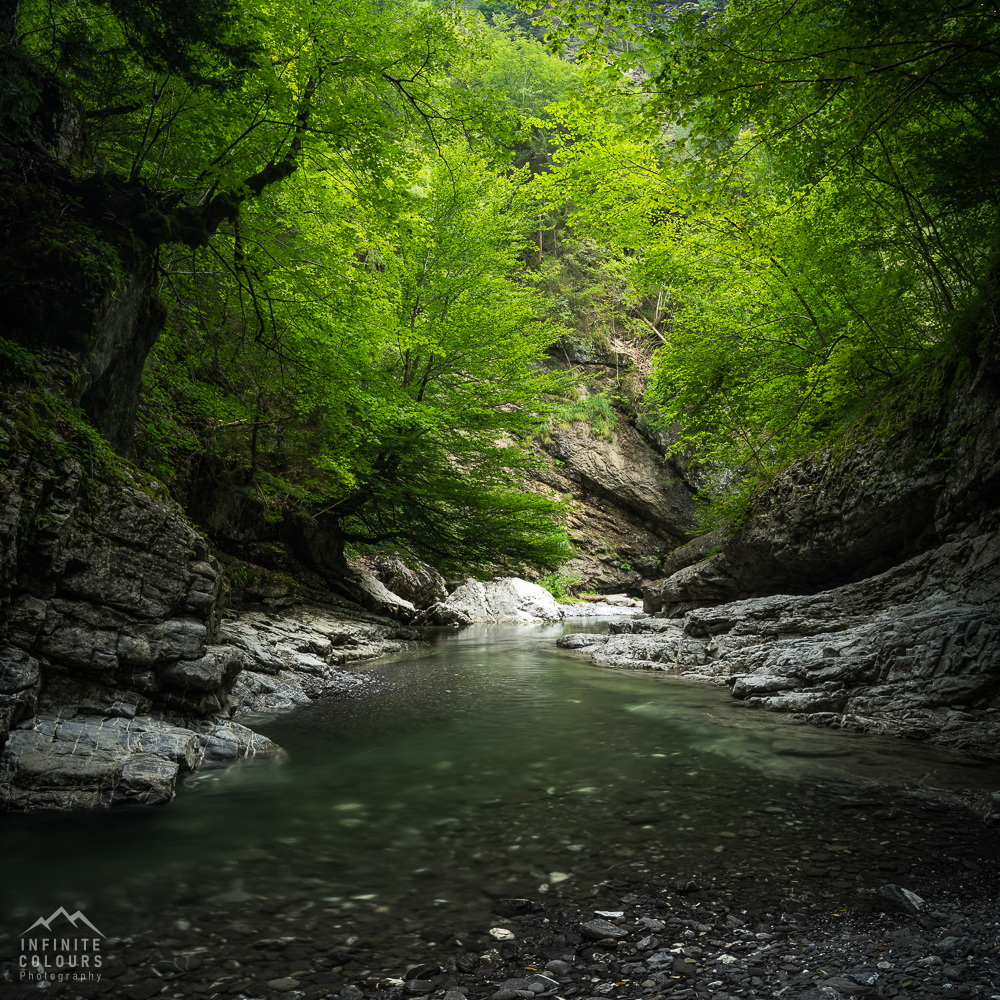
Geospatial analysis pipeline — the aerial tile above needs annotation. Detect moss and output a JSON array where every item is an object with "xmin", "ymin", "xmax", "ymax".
[
  {"xmin": 214, "ymin": 551, "xmax": 298, "ymax": 599},
  {"xmin": 0, "ymin": 339, "xmax": 171, "ymax": 506}
]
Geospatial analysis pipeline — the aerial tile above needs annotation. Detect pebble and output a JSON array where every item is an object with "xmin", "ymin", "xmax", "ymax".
[{"xmin": 579, "ymin": 919, "xmax": 628, "ymax": 940}]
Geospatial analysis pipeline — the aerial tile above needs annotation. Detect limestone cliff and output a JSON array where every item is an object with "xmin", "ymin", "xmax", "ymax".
[
  {"xmin": 644, "ymin": 332, "xmax": 1000, "ymax": 617},
  {"xmin": 530, "ymin": 342, "xmax": 699, "ymax": 592},
  {"xmin": 0, "ymin": 380, "xmax": 422, "ymax": 811},
  {"xmin": 560, "ymin": 331, "xmax": 1000, "ymax": 757}
]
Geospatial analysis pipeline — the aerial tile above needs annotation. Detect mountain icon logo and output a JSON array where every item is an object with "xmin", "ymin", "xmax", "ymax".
[{"xmin": 21, "ymin": 908, "xmax": 105, "ymax": 938}]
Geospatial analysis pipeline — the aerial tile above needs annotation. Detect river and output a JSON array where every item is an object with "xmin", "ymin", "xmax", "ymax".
[{"xmin": 2, "ymin": 621, "xmax": 998, "ymax": 973}]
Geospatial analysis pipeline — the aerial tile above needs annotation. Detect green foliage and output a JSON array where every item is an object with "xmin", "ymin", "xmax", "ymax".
[
  {"xmin": 537, "ymin": 568, "xmax": 582, "ymax": 601},
  {"xmin": 547, "ymin": 391, "xmax": 617, "ymax": 442},
  {"xmin": 0, "ymin": 339, "xmax": 168, "ymax": 503},
  {"xmin": 527, "ymin": 0, "xmax": 1000, "ymax": 526},
  {"xmin": 476, "ymin": 13, "xmax": 571, "ymax": 117},
  {"xmin": 3, "ymin": 0, "xmax": 590, "ymax": 573},
  {"xmin": 533, "ymin": 239, "xmax": 624, "ymax": 337},
  {"xmin": 135, "ymin": 148, "xmax": 577, "ymax": 571}
]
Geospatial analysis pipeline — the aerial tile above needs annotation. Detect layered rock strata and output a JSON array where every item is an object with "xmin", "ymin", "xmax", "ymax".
[
  {"xmin": 0, "ymin": 439, "xmax": 423, "ymax": 811},
  {"xmin": 560, "ymin": 552, "xmax": 1000, "ymax": 757},
  {"xmin": 644, "ymin": 334, "xmax": 1000, "ymax": 617},
  {"xmin": 585, "ymin": 332, "xmax": 1000, "ymax": 758},
  {"xmin": 528, "ymin": 419, "xmax": 697, "ymax": 593}
]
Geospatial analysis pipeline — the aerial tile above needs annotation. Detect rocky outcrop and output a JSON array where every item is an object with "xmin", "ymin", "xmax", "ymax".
[
  {"xmin": 222, "ymin": 605, "xmax": 420, "ymax": 714},
  {"xmin": 563, "ymin": 525, "xmax": 1000, "ymax": 756},
  {"xmin": 344, "ymin": 568, "xmax": 418, "ymax": 621},
  {"xmin": 542, "ymin": 421, "xmax": 694, "ymax": 533},
  {"xmin": 642, "ymin": 551, "xmax": 740, "ymax": 616},
  {"xmin": 419, "ymin": 577, "xmax": 564, "ymax": 625},
  {"xmin": 336, "ymin": 555, "xmax": 451, "ymax": 622},
  {"xmin": 0, "ymin": 450, "xmax": 228, "ymax": 727},
  {"xmin": 0, "ymin": 595, "xmax": 422, "ymax": 811},
  {"xmin": 659, "ymin": 527, "xmax": 724, "ymax": 578},
  {"xmin": 365, "ymin": 555, "xmax": 448, "ymax": 608},
  {"xmin": 0, "ymin": 402, "xmax": 425, "ymax": 810},
  {"xmin": 645, "ymin": 335, "xmax": 1000, "ymax": 615},
  {"xmin": 0, "ymin": 714, "xmax": 274, "ymax": 810},
  {"xmin": 568, "ymin": 332, "xmax": 1000, "ymax": 759},
  {"xmin": 528, "ymin": 420, "xmax": 696, "ymax": 593}
]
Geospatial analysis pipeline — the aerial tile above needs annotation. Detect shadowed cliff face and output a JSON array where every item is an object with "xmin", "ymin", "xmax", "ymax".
[
  {"xmin": 644, "ymin": 326, "xmax": 1000, "ymax": 618},
  {"xmin": 527, "ymin": 418, "xmax": 697, "ymax": 593},
  {"xmin": 555, "ymin": 329, "xmax": 1000, "ymax": 754},
  {"xmin": 0, "ymin": 153, "xmax": 166, "ymax": 455}
]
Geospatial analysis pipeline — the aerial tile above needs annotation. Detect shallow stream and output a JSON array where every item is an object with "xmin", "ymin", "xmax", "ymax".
[{"xmin": 2, "ymin": 622, "xmax": 999, "ymax": 969}]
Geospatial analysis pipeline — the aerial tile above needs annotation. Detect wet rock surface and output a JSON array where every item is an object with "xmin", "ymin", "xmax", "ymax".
[
  {"xmin": 0, "ymin": 597, "xmax": 423, "ymax": 811},
  {"xmin": 569, "ymin": 551, "xmax": 1000, "ymax": 758},
  {"xmin": 0, "ymin": 714, "xmax": 274, "ymax": 810}
]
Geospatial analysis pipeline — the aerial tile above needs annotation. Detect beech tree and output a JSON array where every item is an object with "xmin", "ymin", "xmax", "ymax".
[
  {"xmin": 527, "ymin": 0, "xmax": 1000, "ymax": 522},
  {"xmin": 0, "ymin": 0, "xmax": 575, "ymax": 572}
]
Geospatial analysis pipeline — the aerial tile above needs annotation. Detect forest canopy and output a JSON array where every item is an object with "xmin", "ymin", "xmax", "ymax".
[
  {"xmin": 528, "ymin": 0, "xmax": 1000, "ymax": 522},
  {"xmin": 2, "ymin": 0, "xmax": 996, "ymax": 572},
  {"xmin": 2, "ymin": 0, "xmax": 581, "ymax": 573}
]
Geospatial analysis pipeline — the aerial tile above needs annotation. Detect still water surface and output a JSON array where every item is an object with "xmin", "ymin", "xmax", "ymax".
[{"xmin": 2, "ymin": 622, "xmax": 998, "ymax": 943}]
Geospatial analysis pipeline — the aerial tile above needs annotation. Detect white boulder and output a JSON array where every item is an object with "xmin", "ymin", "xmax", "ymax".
[{"xmin": 442, "ymin": 577, "xmax": 564, "ymax": 624}]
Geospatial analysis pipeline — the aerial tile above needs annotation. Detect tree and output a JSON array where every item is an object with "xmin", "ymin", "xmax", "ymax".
[
  {"xmin": 2, "ymin": 0, "xmax": 576, "ymax": 572},
  {"xmin": 524, "ymin": 0, "xmax": 1000, "ymax": 520}
]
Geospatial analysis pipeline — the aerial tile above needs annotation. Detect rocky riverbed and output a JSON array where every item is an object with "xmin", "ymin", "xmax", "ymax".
[
  {"xmin": 4, "ymin": 616, "xmax": 1000, "ymax": 1000},
  {"xmin": 4, "ymin": 790, "xmax": 1000, "ymax": 1000}
]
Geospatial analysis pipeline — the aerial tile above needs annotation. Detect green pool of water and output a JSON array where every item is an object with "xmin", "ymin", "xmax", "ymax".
[{"xmin": 1, "ymin": 622, "xmax": 997, "ymax": 946}]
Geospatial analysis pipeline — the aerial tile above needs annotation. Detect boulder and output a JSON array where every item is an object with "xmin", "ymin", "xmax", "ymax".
[
  {"xmin": 344, "ymin": 569, "xmax": 417, "ymax": 622},
  {"xmin": 0, "ymin": 713, "xmax": 280, "ymax": 810},
  {"xmin": 415, "ymin": 603, "xmax": 474, "ymax": 627},
  {"xmin": 442, "ymin": 578, "xmax": 564, "ymax": 624},
  {"xmin": 371, "ymin": 555, "xmax": 448, "ymax": 609},
  {"xmin": 875, "ymin": 884, "xmax": 926, "ymax": 916}
]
